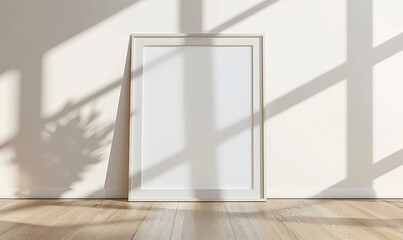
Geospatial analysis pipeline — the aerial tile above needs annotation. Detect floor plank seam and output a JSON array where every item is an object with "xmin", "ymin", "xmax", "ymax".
[
  {"xmin": 168, "ymin": 202, "xmax": 179, "ymax": 240},
  {"xmin": 383, "ymin": 200, "xmax": 403, "ymax": 210},
  {"xmin": 223, "ymin": 203, "xmax": 237, "ymax": 239},
  {"xmin": 342, "ymin": 200, "xmax": 376, "ymax": 219},
  {"xmin": 130, "ymin": 202, "xmax": 153, "ymax": 240}
]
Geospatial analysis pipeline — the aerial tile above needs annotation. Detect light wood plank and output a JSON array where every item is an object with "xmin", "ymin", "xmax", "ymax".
[
  {"xmin": 317, "ymin": 199, "xmax": 397, "ymax": 239},
  {"xmin": 297, "ymin": 199, "xmax": 383, "ymax": 240},
  {"xmin": 279, "ymin": 199, "xmax": 385, "ymax": 240},
  {"xmin": 58, "ymin": 200, "xmax": 152, "ymax": 240},
  {"xmin": 3, "ymin": 199, "xmax": 109, "ymax": 240},
  {"xmin": 171, "ymin": 202, "xmax": 235, "ymax": 240},
  {"xmin": 132, "ymin": 202, "xmax": 178, "ymax": 240},
  {"xmin": 344, "ymin": 199, "xmax": 403, "ymax": 239},
  {"xmin": 252, "ymin": 201, "xmax": 301, "ymax": 239},
  {"xmin": 384, "ymin": 199, "xmax": 403, "ymax": 209},
  {"xmin": 225, "ymin": 202, "xmax": 263, "ymax": 239},
  {"xmin": 0, "ymin": 199, "xmax": 64, "ymax": 237},
  {"xmin": 268, "ymin": 199, "xmax": 342, "ymax": 240},
  {"xmin": 241, "ymin": 202, "xmax": 301, "ymax": 239},
  {"xmin": 89, "ymin": 200, "xmax": 152, "ymax": 240}
]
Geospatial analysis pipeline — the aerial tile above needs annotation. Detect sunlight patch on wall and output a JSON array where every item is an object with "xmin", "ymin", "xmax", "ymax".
[
  {"xmin": 0, "ymin": 69, "xmax": 20, "ymax": 143},
  {"xmin": 373, "ymin": 0, "xmax": 403, "ymax": 47},
  {"xmin": 0, "ymin": 69, "xmax": 20, "ymax": 188},
  {"xmin": 374, "ymin": 50, "xmax": 403, "ymax": 163},
  {"xmin": 373, "ymin": 49, "xmax": 403, "ymax": 188}
]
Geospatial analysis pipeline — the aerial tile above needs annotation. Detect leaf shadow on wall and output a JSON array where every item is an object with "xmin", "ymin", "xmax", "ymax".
[{"xmin": 13, "ymin": 108, "xmax": 114, "ymax": 197}]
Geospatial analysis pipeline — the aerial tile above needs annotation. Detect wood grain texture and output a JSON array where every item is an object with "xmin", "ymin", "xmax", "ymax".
[
  {"xmin": 171, "ymin": 202, "xmax": 235, "ymax": 240},
  {"xmin": 0, "ymin": 199, "xmax": 402, "ymax": 239}
]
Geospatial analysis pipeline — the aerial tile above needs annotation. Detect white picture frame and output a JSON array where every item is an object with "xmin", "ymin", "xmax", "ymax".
[{"xmin": 129, "ymin": 34, "xmax": 265, "ymax": 201}]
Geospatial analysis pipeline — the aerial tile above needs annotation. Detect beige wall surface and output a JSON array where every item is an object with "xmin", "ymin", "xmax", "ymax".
[{"xmin": 0, "ymin": 0, "xmax": 402, "ymax": 198}]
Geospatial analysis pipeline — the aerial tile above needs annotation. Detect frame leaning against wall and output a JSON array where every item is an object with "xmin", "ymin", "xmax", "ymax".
[{"xmin": 129, "ymin": 34, "xmax": 265, "ymax": 201}]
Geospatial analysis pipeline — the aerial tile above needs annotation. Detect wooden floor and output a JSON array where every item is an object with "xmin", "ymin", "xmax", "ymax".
[{"xmin": 0, "ymin": 199, "xmax": 402, "ymax": 239}]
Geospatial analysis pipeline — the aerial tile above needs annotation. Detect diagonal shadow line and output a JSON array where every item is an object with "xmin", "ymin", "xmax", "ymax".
[
  {"xmin": 313, "ymin": 148, "xmax": 403, "ymax": 193},
  {"xmin": 370, "ymin": 149, "xmax": 403, "ymax": 180},
  {"xmin": 265, "ymin": 64, "xmax": 347, "ymax": 119},
  {"xmin": 0, "ymin": 139, "xmax": 12, "ymax": 150},
  {"xmin": 131, "ymin": 152, "xmax": 185, "ymax": 189},
  {"xmin": 215, "ymin": 115, "xmax": 256, "ymax": 143},
  {"xmin": 373, "ymin": 32, "xmax": 403, "ymax": 64},
  {"xmin": 216, "ymin": 63, "xmax": 347, "ymax": 143},
  {"xmin": 27, "ymin": 0, "xmax": 141, "ymax": 51},
  {"xmin": 209, "ymin": 0, "xmax": 280, "ymax": 32}
]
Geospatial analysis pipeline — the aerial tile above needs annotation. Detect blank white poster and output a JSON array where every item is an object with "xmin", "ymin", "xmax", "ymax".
[{"xmin": 141, "ymin": 46, "xmax": 252, "ymax": 190}]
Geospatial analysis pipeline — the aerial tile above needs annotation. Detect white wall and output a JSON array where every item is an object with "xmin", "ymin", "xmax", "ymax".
[{"xmin": 0, "ymin": 0, "xmax": 402, "ymax": 198}]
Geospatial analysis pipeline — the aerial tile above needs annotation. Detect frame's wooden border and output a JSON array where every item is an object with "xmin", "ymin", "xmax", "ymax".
[{"xmin": 129, "ymin": 34, "xmax": 265, "ymax": 201}]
